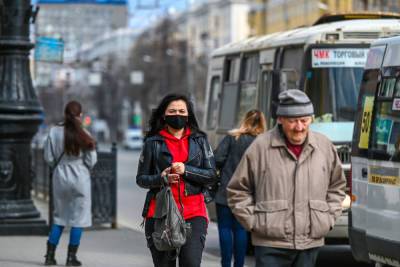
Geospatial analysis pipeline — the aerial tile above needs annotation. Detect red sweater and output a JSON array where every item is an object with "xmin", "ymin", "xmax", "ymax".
[
  {"xmin": 286, "ymin": 140, "xmax": 304, "ymax": 159},
  {"xmin": 146, "ymin": 128, "xmax": 208, "ymax": 221}
]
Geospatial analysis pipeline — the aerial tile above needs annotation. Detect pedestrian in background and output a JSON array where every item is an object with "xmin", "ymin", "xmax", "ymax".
[
  {"xmin": 227, "ymin": 89, "xmax": 346, "ymax": 267},
  {"xmin": 214, "ymin": 109, "xmax": 267, "ymax": 267},
  {"xmin": 136, "ymin": 93, "xmax": 217, "ymax": 267},
  {"xmin": 43, "ymin": 100, "xmax": 97, "ymax": 266}
]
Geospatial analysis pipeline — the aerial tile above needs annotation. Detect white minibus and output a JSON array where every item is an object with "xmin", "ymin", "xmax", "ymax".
[{"xmin": 350, "ymin": 35, "xmax": 400, "ymax": 267}]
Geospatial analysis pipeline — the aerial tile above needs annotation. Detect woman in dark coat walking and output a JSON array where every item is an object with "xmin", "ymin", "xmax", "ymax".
[
  {"xmin": 214, "ymin": 109, "xmax": 266, "ymax": 267},
  {"xmin": 136, "ymin": 93, "xmax": 217, "ymax": 267}
]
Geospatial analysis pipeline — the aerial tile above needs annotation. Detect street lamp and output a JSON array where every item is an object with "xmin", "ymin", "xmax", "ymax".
[{"xmin": 0, "ymin": 0, "xmax": 47, "ymax": 234}]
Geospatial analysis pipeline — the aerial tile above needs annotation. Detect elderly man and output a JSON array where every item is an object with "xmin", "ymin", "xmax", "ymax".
[{"xmin": 227, "ymin": 89, "xmax": 346, "ymax": 267}]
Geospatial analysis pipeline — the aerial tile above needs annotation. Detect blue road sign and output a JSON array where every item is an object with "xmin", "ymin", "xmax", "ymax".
[{"xmin": 35, "ymin": 37, "xmax": 64, "ymax": 63}]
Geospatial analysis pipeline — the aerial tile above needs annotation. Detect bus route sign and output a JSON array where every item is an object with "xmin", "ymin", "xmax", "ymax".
[{"xmin": 312, "ymin": 48, "xmax": 369, "ymax": 68}]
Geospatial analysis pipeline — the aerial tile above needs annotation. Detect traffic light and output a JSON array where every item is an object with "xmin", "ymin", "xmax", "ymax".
[{"xmin": 83, "ymin": 115, "xmax": 92, "ymax": 127}]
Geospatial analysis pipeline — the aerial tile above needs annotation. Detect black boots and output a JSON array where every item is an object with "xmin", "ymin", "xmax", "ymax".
[
  {"xmin": 44, "ymin": 242, "xmax": 82, "ymax": 266},
  {"xmin": 66, "ymin": 245, "xmax": 82, "ymax": 266},
  {"xmin": 44, "ymin": 241, "xmax": 57, "ymax": 265}
]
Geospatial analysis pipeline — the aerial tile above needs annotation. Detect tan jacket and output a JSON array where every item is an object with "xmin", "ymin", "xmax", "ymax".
[{"xmin": 227, "ymin": 126, "xmax": 346, "ymax": 250}]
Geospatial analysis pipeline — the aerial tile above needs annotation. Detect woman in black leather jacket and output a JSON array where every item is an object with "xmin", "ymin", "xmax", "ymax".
[
  {"xmin": 214, "ymin": 109, "xmax": 266, "ymax": 267},
  {"xmin": 136, "ymin": 93, "xmax": 217, "ymax": 267}
]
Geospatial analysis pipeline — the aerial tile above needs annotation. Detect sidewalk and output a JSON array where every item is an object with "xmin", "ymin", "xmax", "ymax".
[{"xmin": 0, "ymin": 199, "xmax": 223, "ymax": 267}]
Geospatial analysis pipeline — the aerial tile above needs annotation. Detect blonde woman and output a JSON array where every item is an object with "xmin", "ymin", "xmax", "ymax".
[{"xmin": 214, "ymin": 109, "xmax": 267, "ymax": 267}]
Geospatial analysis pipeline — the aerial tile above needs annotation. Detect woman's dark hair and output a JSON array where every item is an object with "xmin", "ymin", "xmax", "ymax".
[
  {"xmin": 63, "ymin": 100, "xmax": 95, "ymax": 155},
  {"xmin": 146, "ymin": 93, "xmax": 201, "ymax": 138}
]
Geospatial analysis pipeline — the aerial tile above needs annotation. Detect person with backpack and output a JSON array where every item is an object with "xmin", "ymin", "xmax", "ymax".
[
  {"xmin": 136, "ymin": 93, "xmax": 217, "ymax": 267},
  {"xmin": 214, "ymin": 109, "xmax": 267, "ymax": 267},
  {"xmin": 43, "ymin": 100, "xmax": 97, "ymax": 266}
]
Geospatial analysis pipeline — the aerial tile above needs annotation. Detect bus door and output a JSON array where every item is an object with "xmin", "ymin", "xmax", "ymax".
[
  {"xmin": 218, "ymin": 55, "xmax": 241, "ymax": 132},
  {"xmin": 349, "ymin": 44, "xmax": 386, "ymax": 264},
  {"xmin": 274, "ymin": 46, "xmax": 304, "ymax": 118},
  {"xmin": 236, "ymin": 53, "xmax": 259, "ymax": 125},
  {"xmin": 259, "ymin": 49, "xmax": 276, "ymax": 128}
]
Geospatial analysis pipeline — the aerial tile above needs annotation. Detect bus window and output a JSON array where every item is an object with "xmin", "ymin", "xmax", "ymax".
[
  {"xmin": 219, "ymin": 83, "xmax": 239, "ymax": 130},
  {"xmin": 281, "ymin": 47, "xmax": 303, "ymax": 75},
  {"xmin": 224, "ymin": 57, "xmax": 240, "ymax": 82},
  {"xmin": 237, "ymin": 54, "xmax": 258, "ymax": 124},
  {"xmin": 260, "ymin": 70, "xmax": 274, "ymax": 127},
  {"xmin": 206, "ymin": 76, "xmax": 221, "ymax": 129},
  {"xmin": 305, "ymin": 69, "xmax": 333, "ymax": 120},
  {"xmin": 395, "ymin": 79, "xmax": 400, "ymax": 97},
  {"xmin": 370, "ymin": 73, "xmax": 400, "ymax": 162},
  {"xmin": 280, "ymin": 69, "xmax": 299, "ymax": 91},
  {"xmin": 306, "ymin": 63, "xmax": 364, "ymax": 121},
  {"xmin": 352, "ymin": 69, "xmax": 380, "ymax": 156},
  {"xmin": 378, "ymin": 77, "xmax": 396, "ymax": 97},
  {"xmin": 370, "ymin": 100, "xmax": 400, "ymax": 161},
  {"xmin": 306, "ymin": 47, "xmax": 368, "ymax": 121},
  {"xmin": 241, "ymin": 54, "xmax": 258, "ymax": 82},
  {"xmin": 352, "ymin": 45, "xmax": 387, "ymax": 156},
  {"xmin": 219, "ymin": 56, "xmax": 241, "ymax": 130}
]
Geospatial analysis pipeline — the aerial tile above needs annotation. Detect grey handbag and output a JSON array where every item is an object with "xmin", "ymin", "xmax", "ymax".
[{"xmin": 152, "ymin": 179, "xmax": 192, "ymax": 253}]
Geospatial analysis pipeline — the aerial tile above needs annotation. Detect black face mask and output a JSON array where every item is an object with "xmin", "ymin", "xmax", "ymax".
[{"xmin": 165, "ymin": 115, "xmax": 188, "ymax": 130}]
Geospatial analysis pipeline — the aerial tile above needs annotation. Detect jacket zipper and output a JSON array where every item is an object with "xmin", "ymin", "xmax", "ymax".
[
  {"xmin": 184, "ymin": 170, "xmax": 211, "ymax": 196},
  {"xmin": 293, "ymin": 161, "xmax": 298, "ymax": 249},
  {"xmin": 185, "ymin": 152, "xmax": 201, "ymax": 164},
  {"xmin": 185, "ymin": 170, "xmax": 211, "ymax": 179}
]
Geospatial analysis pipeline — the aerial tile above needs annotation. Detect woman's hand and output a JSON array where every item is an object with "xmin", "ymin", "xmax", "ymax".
[
  {"xmin": 167, "ymin": 173, "xmax": 180, "ymax": 184},
  {"xmin": 161, "ymin": 167, "xmax": 171, "ymax": 177},
  {"xmin": 171, "ymin": 162, "xmax": 185, "ymax": 175}
]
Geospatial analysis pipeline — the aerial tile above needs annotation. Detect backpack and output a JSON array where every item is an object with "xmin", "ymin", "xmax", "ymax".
[{"xmin": 152, "ymin": 180, "xmax": 192, "ymax": 253}]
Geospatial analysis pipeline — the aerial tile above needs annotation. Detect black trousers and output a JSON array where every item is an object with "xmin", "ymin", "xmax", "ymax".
[
  {"xmin": 254, "ymin": 246, "xmax": 320, "ymax": 267},
  {"xmin": 145, "ymin": 216, "xmax": 207, "ymax": 267}
]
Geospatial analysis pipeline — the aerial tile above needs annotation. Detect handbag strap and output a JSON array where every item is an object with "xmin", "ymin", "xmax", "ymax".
[
  {"xmin": 178, "ymin": 178, "xmax": 184, "ymax": 215},
  {"xmin": 49, "ymin": 136, "xmax": 64, "ymax": 171}
]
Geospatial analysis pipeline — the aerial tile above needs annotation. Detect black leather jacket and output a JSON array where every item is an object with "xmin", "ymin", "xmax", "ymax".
[
  {"xmin": 136, "ymin": 131, "xmax": 217, "ymax": 217},
  {"xmin": 214, "ymin": 134, "xmax": 256, "ymax": 206}
]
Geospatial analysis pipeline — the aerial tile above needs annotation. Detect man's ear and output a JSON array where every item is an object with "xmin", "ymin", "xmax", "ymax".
[{"xmin": 277, "ymin": 117, "xmax": 282, "ymax": 124}]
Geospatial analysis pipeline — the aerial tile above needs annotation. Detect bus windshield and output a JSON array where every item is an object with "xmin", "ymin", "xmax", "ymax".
[
  {"xmin": 306, "ymin": 67, "xmax": 364, "ymax": 122},
  {"xmin": 306, "ymin": 47, "xmax": 368, "ymax": 122}
]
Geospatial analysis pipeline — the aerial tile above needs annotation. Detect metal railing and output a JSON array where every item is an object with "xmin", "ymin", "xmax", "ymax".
[{"xmin": 31, "ymin": 144, "xmax": 118, "ymax": 228}]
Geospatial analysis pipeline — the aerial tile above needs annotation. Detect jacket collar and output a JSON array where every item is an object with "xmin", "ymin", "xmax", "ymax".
[
  {"xmin": 270, "ymin": 125, "xmax": 317, "ymax": 162},
  {"xmin": 146, "ymin": 129, "xmax": 205, "ymax": 142},
  {"xmin": 146, "ymin": 129, "xmax": 206, "ymax": 163}
]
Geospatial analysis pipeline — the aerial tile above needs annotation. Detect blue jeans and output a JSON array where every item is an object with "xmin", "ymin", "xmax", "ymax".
[
  {"xmin": 216, "ymin": 204, "xmax": 248, "ymax": 267},
  {"xmin": 48, "ymin": 224, "xmax": 83, "ymax": 246}
]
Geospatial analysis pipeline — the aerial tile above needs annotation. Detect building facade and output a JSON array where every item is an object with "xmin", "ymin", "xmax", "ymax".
[
  {"xmin": 249, "ymin": 0, "xmax": 353, "ymax": 35},
  {"xmin": 353, "ymin": 0, "xmax": 400, "ymax": 12},
  {"xmin": 176, "ymin": 0, "xmax": 251, "ymax": 58},
  {"xmin": 34, "ymin": 2, "xmax": 128, "ymax": 87},
  {"xmin": 249, "ymin": 0, "xmax": 400, "ymax": 36}
]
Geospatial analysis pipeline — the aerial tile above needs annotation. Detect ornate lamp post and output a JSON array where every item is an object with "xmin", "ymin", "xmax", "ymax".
[{"xmin": 0, "ymin": 0, "xmax": 47, "ymax": 234}]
